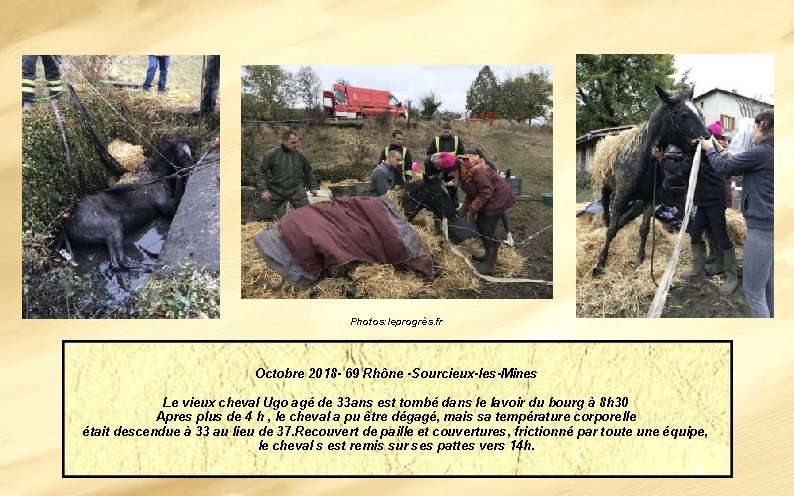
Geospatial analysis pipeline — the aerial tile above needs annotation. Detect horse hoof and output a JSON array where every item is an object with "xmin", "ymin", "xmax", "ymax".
[{"xmin": 592, "ymin": 265, "xmax": 605, "ymax": 277}]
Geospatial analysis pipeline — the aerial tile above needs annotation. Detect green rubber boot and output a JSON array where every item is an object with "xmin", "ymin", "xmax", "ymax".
[
  {"xmin": 683, "ymin": 243, "xmax": 707, "ymax": 278},
  {"xmin": 719, "ymin": 247, "xmax": 739, "ymax": 295}
]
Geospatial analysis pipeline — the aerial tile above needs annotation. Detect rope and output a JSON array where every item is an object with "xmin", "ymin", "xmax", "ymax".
[
  {"xmin": 56, "ymin": 57, "xmax": 181, "ymax": 171},
  {"xmin": 646, "ymin": 143, "xmax": 704, "ymax": 317},
  {"xmin": 442, "ymin": 218, "xmax": 552, "ymax": 285},
  {"xmin": 403, "ymin": 184, "xmax": 552, "ymax": 284}
]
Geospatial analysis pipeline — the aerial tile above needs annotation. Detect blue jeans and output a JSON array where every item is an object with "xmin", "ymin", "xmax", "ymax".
[
  {"xmin": 743, "ymin": 228, "xmax": 774, "ymax": 318},
  {"xmin": 143, "ymin": 55, "xmax": 169, "ymax": 92}
]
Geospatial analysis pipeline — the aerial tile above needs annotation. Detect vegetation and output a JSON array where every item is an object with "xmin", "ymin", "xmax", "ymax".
[
  {"xmin": 241, "ymin": 119, "xmax": 552, "ymax": 191},
  {"xmin": 576, "ymin": 54, "xmax": 690, "ymax": 134},
  {"xmin": 465, "ymin": 65, "xmax": 553, "ymax": 123},
  {"xmin": 22, "ymin": 56, "xmax": 219, "ymax": 318},
  {"xmin": 135, "ymin": 264, "xmax": 220, "ymax": 319}
]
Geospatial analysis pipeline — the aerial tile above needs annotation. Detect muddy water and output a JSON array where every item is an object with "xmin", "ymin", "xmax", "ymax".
[{"xmin": 72, "ymin": 218, "xmax": 170, "ymax": 313}]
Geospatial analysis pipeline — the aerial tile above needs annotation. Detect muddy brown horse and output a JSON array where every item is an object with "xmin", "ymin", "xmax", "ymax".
[{"xmin": 592, "ymin": 85, "xmax": 711, "ymax": 277}]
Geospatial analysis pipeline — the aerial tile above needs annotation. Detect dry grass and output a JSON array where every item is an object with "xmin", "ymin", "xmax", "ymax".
[
  {"xmin": 241, "ymin": 190, "xmax": 530, "ymax": 299},
  {"xmin": 591, "ymin": 126, "xmax": 644, "ymax": 197},
  {"xmin": 576, "ymin": 206, "xmax": 747, "ymax": 318}
]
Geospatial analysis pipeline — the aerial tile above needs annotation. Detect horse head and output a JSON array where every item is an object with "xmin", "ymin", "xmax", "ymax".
[
  {"xmin": 401, "ymin": 175, "xmax": 457, "ymax": 222},
  {"xmin": 654, "ymin": 85, "xmax": 711, "ymax": 154},
  {"xmin": 150, "ymin": 135, "xmax": 193, "ymax": 177}
]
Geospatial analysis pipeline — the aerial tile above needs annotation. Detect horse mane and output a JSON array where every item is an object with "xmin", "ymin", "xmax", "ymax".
[{"xmin": 592, "ymin": 89, "xmax": 694, "ymax": 196}]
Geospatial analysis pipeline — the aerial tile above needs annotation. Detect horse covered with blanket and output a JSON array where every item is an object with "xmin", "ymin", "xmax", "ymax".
[{"xmin": 253, "ymin": 177, "xmax": 457, "ymax": 288}]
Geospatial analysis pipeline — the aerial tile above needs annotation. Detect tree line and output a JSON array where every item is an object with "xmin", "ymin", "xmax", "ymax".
[{"xmin": 242, "ymin": 65, "xmax": 553, "ymax": 123}]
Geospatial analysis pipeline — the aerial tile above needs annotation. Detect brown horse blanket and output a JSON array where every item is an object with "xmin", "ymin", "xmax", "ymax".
[{"xmin": 253, "ymin": 196, "xmax": 433, "ymax": 288}]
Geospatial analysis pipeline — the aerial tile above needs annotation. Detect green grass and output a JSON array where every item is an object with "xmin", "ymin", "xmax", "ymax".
[{"xmin": 60, "ymin": 55, "xmax": 208, "ymax": 106}]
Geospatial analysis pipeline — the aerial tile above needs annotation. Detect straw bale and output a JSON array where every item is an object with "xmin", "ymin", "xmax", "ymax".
[
  {"xmin": 576, "ymin": 209, "xmax": 744, "ymax": 317},
  {"xmin": 725, "ymin": 208, "xmax": 746, "ymax": 246},
  {"xmin": 240, "ymin": 191, "xmax": 532, "ymax": 298},
  {"xmin": 591, "ymin": 126, "xmax": 643, "ymax": 197},
  {"xmin": 108, "ymin": 139, "xmax": 146, "ymax": 172}
]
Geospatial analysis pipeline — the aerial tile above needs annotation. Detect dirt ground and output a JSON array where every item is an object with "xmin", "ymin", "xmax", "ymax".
[{"xmin": 457, "ymin": 198, "xmax": 553, "ymax": 299}]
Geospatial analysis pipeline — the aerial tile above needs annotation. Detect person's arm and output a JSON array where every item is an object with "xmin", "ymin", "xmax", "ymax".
[
  {"xmin": 456, "ymin": 137, "xmax": 465, "ymax": 155},
  {"xmin": 705, "ymin": 144, "xmax": 768, "ymax": 176},
  {"xmin": 372, "ymin": 169, "xmax": 389, "ymax": 196},
  {"xmin": 404, "ymin": 148, "xmax": 414, "ymax": 174},
  {"xmin": 468, "ymin": 168, "xmax": 493, "ymax": 215},
  {"xmin": 256, "ymin": 150, "xmax": 273, "ymax": 195},
  {"xmin": 302, "ymin": 153, "xmax": 319, "ymax": 193},
  {"xmin": 377, "ymin": 147, "xmax": 387, "ymax": 163}
]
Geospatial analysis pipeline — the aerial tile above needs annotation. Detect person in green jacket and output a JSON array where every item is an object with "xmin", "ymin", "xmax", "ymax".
[{"xmin": 256, "ymin": 130, "xmax": 318, "ymax": 221}]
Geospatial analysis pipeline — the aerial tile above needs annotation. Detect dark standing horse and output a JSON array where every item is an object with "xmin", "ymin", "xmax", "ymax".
[
  {"xmin": 401, "ymin": 175, "xmax": 457, "ymax": 222},
  {"xmin": 65, "ymin": 136, "xmax": 193, "ymax": 270},
  {"xmin": 401, "ymin": 175, "xmax": 479, "ymax": 244},
  {"xmin": 592, "ymin": 85, "xmax": 711, "ymax": 277}
]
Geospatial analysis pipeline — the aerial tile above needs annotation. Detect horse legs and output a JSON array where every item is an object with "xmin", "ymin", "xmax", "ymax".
[
  {"xmin": 636, "ymin": 202, "xmax": 653, "ymax": 265},
  {"xmin": 601, "ymin": 186, "xmax": 612, "ymax": 227},
  {"xmin": 617, "ymin": 200, "xmax": 645, "ymax": 229},
  {"xmin": 593, "ymin": 194, "xmax": 629, "ymax": 277},
  {"xmin": 104, "ymin": 220, "xmax": 128, "ymax": 271}
]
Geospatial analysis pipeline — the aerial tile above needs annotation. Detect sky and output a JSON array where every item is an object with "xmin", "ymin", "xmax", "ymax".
[
  {"xmin": 281, "ymin": 65, "xmax": 552, "ymax": 114},
  {"xmin": 674, "ymin": 54, "xmax": 774, "ymax": 104}
]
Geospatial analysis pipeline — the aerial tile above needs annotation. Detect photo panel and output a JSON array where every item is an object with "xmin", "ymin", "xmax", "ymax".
[
  {"xmin": 21, "ymin": 55, "xmax": 221, "ymax": 319},
  {"xmin": 575, "ymin": 54, "xmax": 774, "ymax": 318},
  {"xmin": 241, "ymin": 65, "xmax": 554, "ymax": 300}
]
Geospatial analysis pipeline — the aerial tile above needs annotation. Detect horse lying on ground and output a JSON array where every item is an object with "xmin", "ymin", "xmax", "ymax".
[
  {"xmin": 253, "ymin": 176, "xmax": 471, "ymax": 288},
  {"xmin": 592, "ymin": 85, "xmax": 711, "ymax": 277},
  {"xmin": 64, "ymin": 136, "xmax": 193, "ymax": 270}
]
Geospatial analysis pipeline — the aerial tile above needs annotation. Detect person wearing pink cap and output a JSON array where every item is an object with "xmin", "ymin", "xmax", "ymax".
[
  {"xmin": 651, "ymin": 120, "xmax": 736, "ymax": 294},
  {"xmin": 437, "ymin": 152, "xmax": 516, "ymax": 274}
]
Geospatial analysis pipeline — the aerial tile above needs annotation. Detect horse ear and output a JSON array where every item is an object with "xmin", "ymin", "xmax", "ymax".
[{"xmin": 655, "ymin": 84, "xmax": 673, "ymax": 105}]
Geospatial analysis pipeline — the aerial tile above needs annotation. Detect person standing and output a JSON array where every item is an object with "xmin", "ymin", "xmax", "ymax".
[
  {"xmin": 424, "ymin": 122, "xmax": 465, "ymax": 195},
  {"xmin": 256, "ymin": 130, "xmax": 318, "ymax": 221},
  {"xmin": 438, "ymin": 152, "xmax": 515, "ymax": 275},
  {"xmin": 142, "ymin": 55, "xmax": 170, "ymax": 94},
  {"xmin": 371, "ymin": 150, "xmax": 401, "ymax": 196},
  {"xmin": 701, "ymin": 109, "xmax": 774, "ymax": 317},
  {"xmin": 652, "ymin": 133, "xmax": 736, "ymax": 294},
  {"xmin": 378, "ymin": 129, "xmax": 414, "ymax": 185},
  {"xmin": 22, "ymin": 55, "xmax": 62, "ymax": 110},
  {"xmin": 472, "ymin": 147, "xmax": 514, "ymax": 247}
]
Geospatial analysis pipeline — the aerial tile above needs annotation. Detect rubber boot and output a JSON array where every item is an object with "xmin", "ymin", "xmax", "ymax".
[
  {"xmin": 474, "ymin": 240, "xmax": 499, "ymax": 275},
  {"xmin": 504, "ymin": 232, "xmax": 514, "ymax": 247},
  {"xmin": 705, "ymin": 248, "xmax": 724, "ymax": 275},
  {"xmin": 719, "ymin": 247, "xmax": 739, "ymax": 295},
  {"xmin": 682, "ymin": 243, "xmax": 707, "ymax": 278},
  {"xmin": 471, "ymin": 238, "xmax": 488, "ymax": 262}
]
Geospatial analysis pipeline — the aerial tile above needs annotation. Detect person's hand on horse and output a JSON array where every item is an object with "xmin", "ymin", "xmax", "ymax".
[
  {"xmin": 699, "ymin": 138, "xmax": 713, "ymax": 151},
  {"xmin": 650, "ymin": 145, "xmax": 664, "ymax": 163},
  {"xmin": 261, "ymin": 191, "xmax": 272, "ymax": 202}
]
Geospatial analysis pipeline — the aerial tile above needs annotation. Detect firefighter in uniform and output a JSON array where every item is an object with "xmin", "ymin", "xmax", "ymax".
[
  {"xmin": 377, "ymin": 129, "xmax": 414, "ymax": 185},
  {"xmin": 424, "ymin": 121, "xmax": 465, "ymax": 199},
  {"xmin": 22, "ymin": 55, "xmax": 63, "ymax": 110}
]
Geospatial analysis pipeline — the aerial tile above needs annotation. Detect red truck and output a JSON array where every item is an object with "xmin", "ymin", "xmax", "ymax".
[{"xmin": 322, "ymin": 83, "xmax": 407, "ymax": 120}]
